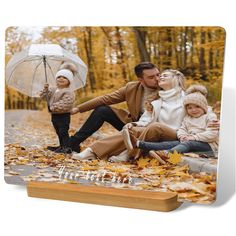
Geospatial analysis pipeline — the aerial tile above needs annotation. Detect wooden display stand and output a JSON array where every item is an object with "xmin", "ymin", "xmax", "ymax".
[{"xmin": 27, "ymin": 181, "xmax": 182, "ymax": 212}]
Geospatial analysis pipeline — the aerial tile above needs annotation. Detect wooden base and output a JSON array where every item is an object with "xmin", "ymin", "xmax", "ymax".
[{"xmin": 27, "ymin": 181, "xmax": 182, "ymax": 212}]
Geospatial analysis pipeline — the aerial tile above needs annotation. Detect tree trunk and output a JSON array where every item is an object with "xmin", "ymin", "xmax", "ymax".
[
  {"xmin": 115, "ymin": 27, "xmax": 128, "ymax": 82},
  {"xmin": 133, "ymin": 27, "xmax": 150, "ymax": 62},
  {"xmin": 199, "ymin": 29, "xmax": 207, "ymax": 80},
  {"xmin": 5, "ymin": 87, "xmax": 11, "ymax": 109},
  {"xmin": 83, "ymin": 27, "xmax": 96, "ymax": 93},
  {"xmin": 183, "ymin": 27, "xmax": 188, "ymax": 68}
]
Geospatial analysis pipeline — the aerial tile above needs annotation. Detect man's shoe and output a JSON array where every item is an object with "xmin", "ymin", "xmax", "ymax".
[
  {"xmin": 47, "ymin": 146, "xmax": 60, "ymax": 151},
  {"xmin": 68, "ymin": 137, "xmax": 81, "ymax": 153},
  {"xmin": 55, "ymin": 147, "xmax": 72, "ymax": 154},
  {"xmin": 72, "ymin": 148, "xmax": 96, "ymax": 160},
  {"xmin": 122, "ymin": 129, "xmax": 137, "ymax": 153},
  {"xmin": 71, "ymin": 145, "xmax": 81, "ymax": 153}
]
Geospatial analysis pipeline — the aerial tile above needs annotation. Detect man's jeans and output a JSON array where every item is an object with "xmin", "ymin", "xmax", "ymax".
[
  {"xmin": 70, "ymin": 105, "xmax": 125, "ymax": 145},
  {"xmin": 138, "ymin": 140, "xmax": 213, "ymax": 155}
]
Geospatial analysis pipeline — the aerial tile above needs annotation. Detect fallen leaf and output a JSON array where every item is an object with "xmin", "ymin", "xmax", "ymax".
[
  {"xmin": 149, "ymin": 158, "xmax": 159, "ymax": 167},
  {"xmin": 168, "ymin": 151, "xmax": 182, "ymax": 164},
  {"xmin": 137, "ymin": 157, "xmax": 150, "ymax": 169},
  {"xmin": 8, "ymin": 171, "xmax": 20, "ymax": 175}
]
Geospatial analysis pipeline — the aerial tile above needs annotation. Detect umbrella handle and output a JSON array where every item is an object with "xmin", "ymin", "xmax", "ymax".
[
  {"xmin": 43, "ymin": 55, "xmax": 48, "ymax": 83},
  {"xmin": 43, "ymin": 55, "xmax": 51, "ymax": 112}
]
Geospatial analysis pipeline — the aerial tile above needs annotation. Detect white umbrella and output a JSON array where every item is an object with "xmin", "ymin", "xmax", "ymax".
[{"xmin": 6, "ymin": 44, "xmax": 87, "ymax": 97}]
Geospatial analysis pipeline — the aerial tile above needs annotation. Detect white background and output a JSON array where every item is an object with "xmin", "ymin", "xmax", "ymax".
[{"xmin": 0, "ymin": 1, "xmax": 235, "ymax": 235}]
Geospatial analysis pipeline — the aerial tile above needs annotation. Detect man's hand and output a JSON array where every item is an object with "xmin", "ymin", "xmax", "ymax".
[
  {"xmin": 71, "ymin": 107, "xmax": 80, "ymax": 115},
  {"xmin": 207, "ymin": 119, "xmax": 220, "ymax": 131}
]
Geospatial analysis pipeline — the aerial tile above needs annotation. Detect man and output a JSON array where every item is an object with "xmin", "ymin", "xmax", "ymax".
[{"xmin": 68, "ymin": 62, "xmax": 160, "ymax": 152}]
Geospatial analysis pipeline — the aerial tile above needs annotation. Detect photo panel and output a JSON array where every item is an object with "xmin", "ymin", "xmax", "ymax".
[{"xmin": 5, "ymin": 26, "xmax": 225, "ymax": 205}]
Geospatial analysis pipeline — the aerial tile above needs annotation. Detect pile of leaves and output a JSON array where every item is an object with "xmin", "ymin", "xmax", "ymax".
[
  {"xmin": 5, "ymin": 143, "xmax": 216, "ymax": 204},
  {"xmin": 5, "ymin": 110, "xmax": 216, "ymax": 204}
]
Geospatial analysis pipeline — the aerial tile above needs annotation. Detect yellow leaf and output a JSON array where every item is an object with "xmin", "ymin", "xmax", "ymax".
[
  {"xmin": 168, "ymin": 151, "xmax": 182, "ymax": 165},
  {"xmin": 67, "ymin": 180, "xmax": 78, "ymax": 184},
  {"xmin": 137, "ymin": 157, "xmax": 150, "ymax": 168},
  {"xmin": 89, "ymin": 160, "xmax": 99, "ymax": 166},
  {"xmin": 173, "ymin": 165, "xmax": 189, "ymax": 173},
  {"xmin": 152, "ymin": 167, "xmax": 166, "ymax": 175},
  {"xmin": 149, "ymin": 158, "xmax": 159, "ymax": 167},
  {"xmin": 16, "ymin": 160, "xmax": 29, "ymax": 165},
  {"xmin": 15, "ymin": 147, "xmax": 27, "ymax": 156},
  {"xmin": 170, "ymin": 172, "xmax": 190, "ymax": 178},
  {"xmin": 8, "ymin": 171, "xmax": 20, "ymax": 175},
  {"xmin": 81, "ymin": 166, "xmax": 98, "ymax": 171},
  {"xmin": 105, "ymin": 166, "xmax": 127, "ymax": 173},
  {"xmin": 138, "ymin": 184, "xmax": 154, "ymax": 190}
]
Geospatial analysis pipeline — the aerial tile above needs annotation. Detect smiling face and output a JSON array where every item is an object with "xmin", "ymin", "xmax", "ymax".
[
  {"xmin": 139, "ymin": 68, "xmax": 160, "ymax": 89},
  {"xmin": 56, "ymin": 76, "xmax": 70, "ymax": 88},
  {"xmin": 186, "ymin": 104, "xmax": 205, "ymax": 118},
  {"xmin": 158, "ymin": 71, "xmax": 176, "ymax": 90}
]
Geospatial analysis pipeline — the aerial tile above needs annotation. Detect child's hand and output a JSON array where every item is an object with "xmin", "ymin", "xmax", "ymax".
[
  {"xmin": 180, "ymin": 135, "xmax": 196, "ymax": 141},
  {"xmin": 185, "ymin": 135, "xmax": 196, "ymax": 141},
  {"xmin": 179, "ymin": 135, "xmax": 188, "ymax": 142},
  {"xmin": 44, "ymin": 83, "xmax": 49, "ymax": 90}
]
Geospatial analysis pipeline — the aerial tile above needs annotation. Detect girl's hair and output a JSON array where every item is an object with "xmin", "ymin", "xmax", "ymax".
[{"xmin": 161, "ymin": 69, "xmax": 186, "ymax": 91}]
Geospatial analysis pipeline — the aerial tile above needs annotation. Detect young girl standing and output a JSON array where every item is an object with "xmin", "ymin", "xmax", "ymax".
[{"xmin": 40, "ymin": 63, "xmax": 76, "ymax": 153}]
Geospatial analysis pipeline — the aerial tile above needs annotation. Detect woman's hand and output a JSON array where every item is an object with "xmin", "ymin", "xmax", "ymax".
[
  {"xmin": 71, "ymin": 107, "xmax": 80, "ymax": 115},
  {"xmin": 207, "ymin": 119, "xmax": 220, "ymax": 131},
  {"xmin": 123, "ymin": 123, "xmax": 133, "ymax": 130}
]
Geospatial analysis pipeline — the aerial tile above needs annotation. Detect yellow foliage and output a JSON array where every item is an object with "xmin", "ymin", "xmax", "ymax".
[
  {"xmin": 168, "ymin": 151, "xmax": 183, "ymax": 165},
  {"xmin": 137, "ymin": 157, "xmax": 151, "ymax": 169},
  {"xmin": 5, "ymin": 26, "xmax": 225, "ymax": 110}
]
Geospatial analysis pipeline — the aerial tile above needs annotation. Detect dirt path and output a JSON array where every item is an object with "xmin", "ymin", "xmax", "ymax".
[{"xmin": 4, "ymin": 109, "xmax": 117, "ymax": 185}]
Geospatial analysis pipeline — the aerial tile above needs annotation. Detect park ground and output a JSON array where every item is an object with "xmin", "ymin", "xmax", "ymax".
[{"xmin": 4, "ymin": 110, "xmax": 217, "ymax": 204}]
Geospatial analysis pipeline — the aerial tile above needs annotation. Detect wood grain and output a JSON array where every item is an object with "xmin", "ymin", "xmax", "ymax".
[{"xmin": 27, "ymin": 181, "xmax": 182, "ymax": 211}]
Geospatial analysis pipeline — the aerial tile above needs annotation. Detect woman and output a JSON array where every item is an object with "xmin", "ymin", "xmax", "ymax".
[
  {"xmin": 72, "ymin": 69, "xmax": 186, "ymax": 161},
  {"xmin": 122, "ymin": 69, "xmax": 186, "ymax": 160}
]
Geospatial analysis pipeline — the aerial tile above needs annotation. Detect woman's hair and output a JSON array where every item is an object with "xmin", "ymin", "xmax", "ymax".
[{"xmin": 161, "ymin": 69, "xmax": 186, "ymax": 90}]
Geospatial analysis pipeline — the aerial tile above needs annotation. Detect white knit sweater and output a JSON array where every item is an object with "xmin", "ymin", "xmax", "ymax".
[
  {"xmin": 177, "ymin": 113, "xmax": 219, "ymax": 154},
  {"xmin": 134, "ymin": 88, "xmax": 185, "ymax": 130}
]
